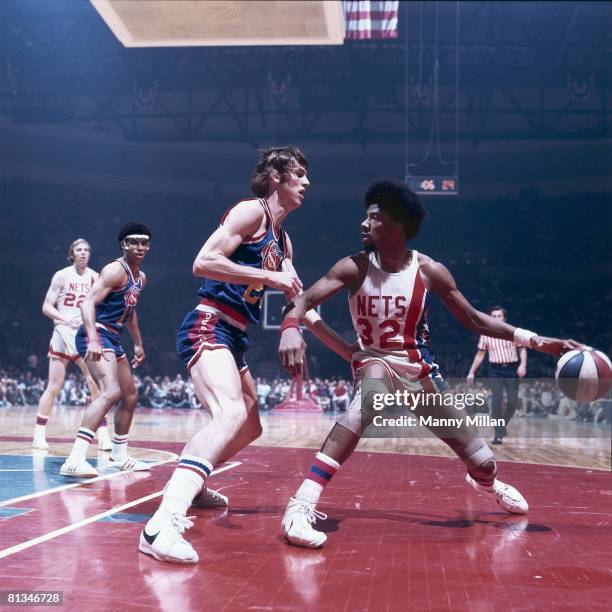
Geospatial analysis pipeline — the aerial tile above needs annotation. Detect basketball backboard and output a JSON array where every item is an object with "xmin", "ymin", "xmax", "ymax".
[
  {"xmin": 262, "ymin": 290, "xmax": 321, "ymax": 330},
  {"xmin": 90, "ymin": 1, "xmax": 345, "ymax": 47}
]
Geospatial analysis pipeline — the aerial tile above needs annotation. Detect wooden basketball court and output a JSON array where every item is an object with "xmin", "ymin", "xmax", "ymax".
[{"xmin": 1, "ymin": 405, "xmax": 610, "ymax": 610}]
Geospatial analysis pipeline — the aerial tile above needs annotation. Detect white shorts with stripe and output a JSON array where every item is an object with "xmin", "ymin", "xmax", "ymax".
[
  {"xmin": 48, "ymin": 325, "xmax": 80, "ymax": 362},
  {"xmin": 337, "ymin": 350, "xmax": 446, "ymax": 435}
]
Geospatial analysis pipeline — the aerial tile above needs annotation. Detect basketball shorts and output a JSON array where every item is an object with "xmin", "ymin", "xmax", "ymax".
[
  {"xmin": 75, "ymin": 325, "xmax": 126, "ymax": 360},
  {"xmin": 48, "ymin": 325, "xmax": 79, "ymax": 361},
  {"xmin": 176, "ymin": 305, "xmax": 250, "ymax": 372},
  {"xmin": 337, "ymin": 349, "xmax": 447, "ymax": 436}
]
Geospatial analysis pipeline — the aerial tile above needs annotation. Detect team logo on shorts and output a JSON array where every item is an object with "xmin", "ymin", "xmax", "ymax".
[
  {"xmin": 124, "ymin": 286, "xmax": 141, "ymax": 307},
  {"xmin": 261, "ymin": 241, "xmax": 283, "ymax": 271}
]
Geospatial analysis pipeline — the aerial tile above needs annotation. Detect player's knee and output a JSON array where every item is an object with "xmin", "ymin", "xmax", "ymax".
[
  {"xmin": 103, "ymin": 386, "xmax": 121, "ymax": 405},
  {"xmin": 47, "ymin": 382, "xmax": 63, "ymax": 396},
  {"xmin": 124, "ymin": 388, "xmax": 138, "ymax": 408}
]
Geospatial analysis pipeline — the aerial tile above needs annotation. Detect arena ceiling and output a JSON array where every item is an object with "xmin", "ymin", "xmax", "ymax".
[{"xmin": 1, "ymin": 1, "xmax": 610, "ymax": 145}]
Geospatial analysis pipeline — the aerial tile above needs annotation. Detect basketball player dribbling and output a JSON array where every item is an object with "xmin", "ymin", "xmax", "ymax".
[
  {"xmin": 278, "ymin": 179, "xmax": 584, "ymax": 548},
  {"xmin": 139, "ymin": 147, "xmax": 352, "ymax": 564},
  {"xmin": 59, "ymin": 223, "xmax": 152, "ymax": 478},
  {"xmin": 33, "ymin": 239, "xmax": 111, "ymax": 451}
]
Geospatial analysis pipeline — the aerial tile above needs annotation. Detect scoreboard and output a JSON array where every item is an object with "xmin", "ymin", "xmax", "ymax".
[{"xmin": 406, "ymin": 175, "xmax": 459, "ymax": 196}]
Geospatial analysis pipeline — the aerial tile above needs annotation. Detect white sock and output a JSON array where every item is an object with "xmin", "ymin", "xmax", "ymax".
[
  {"xmin": 34, "ymin": 414, "xmax": 48, "ymax": 439},
  {"xmin": 98, "ymin": 425, "xmax": 111, "ymax": 440},
  {"xmin": 295, "ymin": 452, "xmax": 340, "ymax": 505},
  {"xmin": 158, "ymin": 470, "xmax": 205, "ymax": 517},
  {"xmin": 70, "ymin": 428, "xmax": 95, "ymax": 462},
  {"xmin": 111, "ymin": 433, "xmax": 129, "ymax": 461},
  {"xmin": 295, "ymin": 479, "xmax": 324, "ymax": 505}
]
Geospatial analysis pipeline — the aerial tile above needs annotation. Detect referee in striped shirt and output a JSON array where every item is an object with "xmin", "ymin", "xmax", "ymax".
[{"xmin": 467, "ymin": 306, "xmax": 527, "ymax": 444}]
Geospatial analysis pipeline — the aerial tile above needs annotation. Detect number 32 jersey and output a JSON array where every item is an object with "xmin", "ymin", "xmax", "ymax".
[
  {"xmin": 349, "ymin": 250, "xmax": 438, "ymax": 377},
  {"xmin": 56, "ymin": 266, "xmax": 97, "ymax": 325}
]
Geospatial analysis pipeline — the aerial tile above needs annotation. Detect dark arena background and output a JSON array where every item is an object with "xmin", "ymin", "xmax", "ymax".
[{"xmin": 1, "ymin": 2, "xmax": 610, "ymax": 610}]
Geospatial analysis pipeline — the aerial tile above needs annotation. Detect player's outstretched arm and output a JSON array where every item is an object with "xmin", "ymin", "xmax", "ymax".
[
  {"xmin": 80, "ymin": 262, "xmax": 126, "ymax": 362},
  {"xmin": 282, "ymin": 236, "xmax": 353, "ymax": 362},
  {"xmin": 423, "ymin": 259, "xmax": 585, "ymax": 357},
  {"xmin": 279, "ymin": 256, "xmax": 361, "ymax": 372},
  {"xmin": 192, "ymin": 200, "xmax": 301, "ymax": 299}
]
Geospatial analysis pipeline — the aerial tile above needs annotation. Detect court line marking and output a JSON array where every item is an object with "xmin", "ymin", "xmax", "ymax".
[
  {"xmin": 0, "ymin": 449, "xmax": 179, "ymax": 508},
  {"xmin": 0, "ymin": 461, "xmax": 241, "ymax": 559},
  {"xmin": 282, "ymin": 444, "xmax": 612, "ymax": 472}
]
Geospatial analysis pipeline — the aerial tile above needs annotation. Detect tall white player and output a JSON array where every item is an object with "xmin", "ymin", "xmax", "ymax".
[{"xmin": 33, "ymin": 239, "xmax": 111, "ymax": 451}]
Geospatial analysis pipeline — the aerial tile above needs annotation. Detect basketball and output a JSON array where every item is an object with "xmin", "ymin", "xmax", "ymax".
[{"xmin": 555, "ymin": 349, "xmax": 612, "ymax": 402}]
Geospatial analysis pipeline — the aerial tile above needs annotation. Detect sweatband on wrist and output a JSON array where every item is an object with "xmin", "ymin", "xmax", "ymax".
[
  {"xmin": 304, "ymin": 309, "xmax": 322, "ymax": 325},
  {"xmin": 514, "ymin": 328, "xmax": 537, "ymax": 347},
  {"xmin": 280, "ymin": 317, "xmax": 301, "ymax": 334}
]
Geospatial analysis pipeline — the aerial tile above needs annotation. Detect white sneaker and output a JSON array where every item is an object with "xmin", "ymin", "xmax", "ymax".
[
  {"xmin": 466, "ymin": 474, "xmax": 529, "ymax": 514},
  {"xmin": 139, "ymin": 511, "xmax": 199, "ymax": 564},
  {"xmin": 108, "ymin": 455, "xmax": 151, "ymax": 472},
  {"xmin": 282, "ymin": 497, "xmax": 328, "ymax": 548},
  {"xmin": 32, "ymin": 437, "xmax": 49, "ymax": 450},
  {"xmin": 191, "ymin": 487, "xmax": 228, "ymax": 509},
  {"xmin": 59, "ymin": 459, "xmax": 98, "ymax": 478}
]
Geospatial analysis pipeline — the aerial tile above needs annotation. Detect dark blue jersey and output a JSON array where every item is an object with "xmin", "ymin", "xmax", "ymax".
[
  {"xmin": 96, "ymin": 258, "xmax": 144, "ymax": 334},
  {"xmin": 198, "ymin": 199, "xmax": 286, "ymax": 327}
]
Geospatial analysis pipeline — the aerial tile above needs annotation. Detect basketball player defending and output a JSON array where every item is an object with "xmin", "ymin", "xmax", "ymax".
[
  {"xmin": 33, "ymin": 239, "xmax": 111, "ymax": 451},
  {"xmin": 139, "ymin": 147, "xmax": 352, "ymax": 564},
  {"xmin": 59, "ymin": 223, "xmax": 152, "ymax": 478},
  {"xmin": 278, "ymin": 179, "xmax": 583, "ymax": 548}
]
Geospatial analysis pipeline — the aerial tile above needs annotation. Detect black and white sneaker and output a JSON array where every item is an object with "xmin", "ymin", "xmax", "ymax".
[{"xmin": 139, "ymin": 510, "xmax": 199, "ymax": 564}]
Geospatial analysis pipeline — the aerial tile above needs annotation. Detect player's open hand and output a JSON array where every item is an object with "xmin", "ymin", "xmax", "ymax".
[
  {"xmin": 279, "ymin": 327, "xmax": 306, "ymax": 374},
  {"xmin": 85, "ymin": 339, "xmax": 103, "ymax": 362},
  {"xmin": 131, "ymin": 344, "xmax": 145, "ymax": 368},
  {"xmin": 530, "ymin": 336, "xmax": 587, "ymax": 356},
  {"xmin": 270, "ymin": 271, "xmax": 303, "ymax": 301}
]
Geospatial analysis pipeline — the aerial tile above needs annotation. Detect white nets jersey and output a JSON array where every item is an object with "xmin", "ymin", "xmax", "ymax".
[
  {"xmin": 56, "ymin": 266, "xmax": 97, "ymax": 323},
  {"xmin": 348, "ymin": 250, "xmax": 438, "ymax": 378}
]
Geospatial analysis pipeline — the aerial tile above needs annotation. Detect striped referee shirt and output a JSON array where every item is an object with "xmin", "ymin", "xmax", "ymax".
[{"xmin": 477, "ymin": 335, "xmax": 519, "ymax": 364}]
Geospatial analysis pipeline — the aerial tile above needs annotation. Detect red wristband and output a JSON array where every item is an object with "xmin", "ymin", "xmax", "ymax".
[{"xmin": 280, "ymin": 317, "xmax": 301, "ymax": 334}]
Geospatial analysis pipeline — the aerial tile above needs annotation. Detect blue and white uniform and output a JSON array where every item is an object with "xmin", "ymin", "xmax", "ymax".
[
  {"xmin": 75, "ymin": 258, "xmax": 144, "ymax": 360},
  {"xmin": 177, "ymin": 198, "xmax": 287, "ymax": 371}
]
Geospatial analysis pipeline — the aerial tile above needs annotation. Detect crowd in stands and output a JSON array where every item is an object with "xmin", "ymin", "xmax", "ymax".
[
  {"xmin": 1, "ymin": 368, "xmax": 609, "ymax": 426},
  {"xmin": 2, "ymin": 180, "xmax": 610, "ymax": 382}
]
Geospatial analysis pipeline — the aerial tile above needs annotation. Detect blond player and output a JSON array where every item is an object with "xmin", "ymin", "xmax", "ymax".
[{"xmin": 33, "ymin": 239, "xmax": 111, "ymax": 451}]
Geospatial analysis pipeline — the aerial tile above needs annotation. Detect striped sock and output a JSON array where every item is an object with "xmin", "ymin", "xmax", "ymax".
[
  {"xmin": 70, "ymin": 428, "xmax": 95, "ymax": 462},
  {"xmin": 34, "ymin": 414, "xmax": 49, "ymax": 439},
  {"xmin": 111, "ymin": 433, "xmax": 129, "ymax": 461},
  {"xmin": 159, "ymin": 455, "xmax": 213, "ymax": 516},
  {"xmin": 295, "ymin": 452, "xmax": 340, "ymax": 505}
]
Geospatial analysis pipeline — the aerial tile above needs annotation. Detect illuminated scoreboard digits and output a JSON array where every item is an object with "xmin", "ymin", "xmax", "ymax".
[{"xmin": 407, "ymin": 176, "xmax": 459, "ymax": 196}]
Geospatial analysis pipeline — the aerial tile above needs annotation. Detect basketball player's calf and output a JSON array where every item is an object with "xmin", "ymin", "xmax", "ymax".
[
  {"xmin": 282, "ymin": 367, "xmax": 387, "ymax": 548},
  {"xmin": 191, "ymin": 391, "xmax": 263, "ymax": 509},
  {"xmin": 140, "ymin": 352, "xmax": 253, "ymax": 563},
  {"xmin": 444, "ymin": 437, "xmax": 528, "ymax": 514},
  {"xmin": 60, "ymin": 357, "xmax": 149, "ymax": 477}
]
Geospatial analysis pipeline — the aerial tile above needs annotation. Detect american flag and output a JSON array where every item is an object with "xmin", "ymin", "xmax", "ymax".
[{"xmin": 343, "ymin": 0, "xmax": 399, "ymax": 40}]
